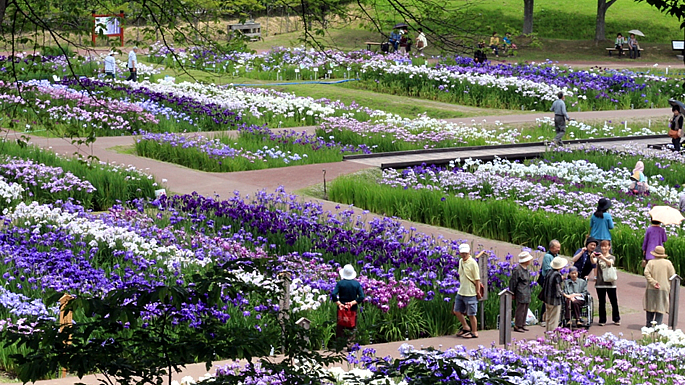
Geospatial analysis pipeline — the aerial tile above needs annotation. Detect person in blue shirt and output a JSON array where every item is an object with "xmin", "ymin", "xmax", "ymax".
[
  {"xmin": 590, "ymin": 198, "xmax": 614, "ymax": 243},
  {"xmin": 331, "ymin": 264, "xmax": 365, "ymax": 342},
  {"xmin": 573, "ymin": 237, "xmax": 598, "ymax": 280},
  {"xmin": 388, "ymin": 29, "xmax": 401, "ymax": 52}
]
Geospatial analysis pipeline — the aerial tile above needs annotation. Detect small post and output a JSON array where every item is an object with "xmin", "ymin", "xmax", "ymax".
[
  {"xmin": 669, "ymin": 274, "xmax": 681, "ymax": 329},
  {"xmin": 295, "ymin": 317, "xmax": 312, "ymax": 347},
  {"xmin": 498, "ymin": 289, "xmax": 513, "ymax": 345},
  {"xmin": 59, "ymin": 294, "xmax": 74, "ymax": 378},
  {"xmin": 625, "ymin": 121, "xmax": 628, "ymax": 130},
  {"xmin": 278, "ymin": 271, "xmax": 292, "ymax": 353},
  {"xmin": 322, "ymin": 169, "xmax": 327, "ymax": 200}
]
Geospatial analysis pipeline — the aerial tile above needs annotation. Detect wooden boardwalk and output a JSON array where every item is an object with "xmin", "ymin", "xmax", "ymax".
[{"xmin": 344, "ymin": 135, "xmax": 668, "ymax": 169}]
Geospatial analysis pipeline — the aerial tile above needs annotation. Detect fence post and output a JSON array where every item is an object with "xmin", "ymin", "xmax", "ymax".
[
  {"xmin": 278, "ymin": 271, "xmax": 292, "ymax": 353},
  {"xmin": 498, "ymin": 289, "xmax": 513, "ymax": 345},
  {"xmin": 59, "ymin": 294, "xmax": 74, "ymax": 378},
  {"xmin": 669, "ymin": 275, "xmax": 681, "ymax": 330}
]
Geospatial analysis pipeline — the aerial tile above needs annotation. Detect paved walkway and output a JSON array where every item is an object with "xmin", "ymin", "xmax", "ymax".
[{"xmin": 4, "ymin": 105, "xmax": 682, "ymax": 384}]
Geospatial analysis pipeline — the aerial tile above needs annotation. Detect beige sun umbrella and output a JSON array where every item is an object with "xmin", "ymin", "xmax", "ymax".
[
  {"xmin": 648, "ymin": 206, "xmax": 684, "ymax": 225},
  {"xmin": 628, "ymin": 29, "xmax": 645, "ymax": 37}
]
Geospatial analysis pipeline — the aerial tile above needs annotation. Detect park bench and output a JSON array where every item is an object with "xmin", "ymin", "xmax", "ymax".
[
  {"xmin": 365, "ymin": 41, "xmax": 383, "ymax": 51},
  {"xmin": 606, "ymin": 47, "xmax": 643, "ymax": 57}
]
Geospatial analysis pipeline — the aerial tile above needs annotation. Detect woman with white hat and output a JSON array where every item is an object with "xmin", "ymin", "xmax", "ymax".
[
  {"xmin": 331, "ymin": 264, "xmax": 365, "ymax": 341},
  {"xmin": 509, "ymin": 251, "xmax": 534, "ymax": 332},
  {"xmin": 541, "ymin": 256, "xmax": 568, "ymax": 332},
  {"xmin": 644, "ymin": 246, "xmax": 676, "ymax": 327}
]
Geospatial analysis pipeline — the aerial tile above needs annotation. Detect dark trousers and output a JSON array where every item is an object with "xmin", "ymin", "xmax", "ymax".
[
  {"xmin": 490, "ymin": 44, "xmax": 499, "ymax": 56},
  {"xmin": 564, "ymin": 297, "xmax": 585, "ymax": 320},
  {"xmin": 646, "ymin": 311, "xmax": 664, "ymax": 327},
  {"xmin": 514, "ymin": 301, "xmax": 530, "ymax": 328},
  {"xmin": 127, "ymin": 68, "xmax": 137, "ymax": 81},
  {"xmin": 673, "ymin": 137, "xmax": 682, "ymax": 152},
  {"xmin": 596, "ymin": 288, "xmax": 620, "ymax": 323},
  {"xmin": 629, "ymin": 46, "xmax": 639, "ymax": 59},
  {"xmin": 615, "ymin": 44, "xmax": 623, "ymax": 56}
]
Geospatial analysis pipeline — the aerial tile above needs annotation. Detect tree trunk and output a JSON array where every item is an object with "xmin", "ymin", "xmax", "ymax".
[
  {"xmin": 523, "ymin": 0, "xmax": 534, "ymax": 34},
  {"xmin": 0, "ymin": 0, "xmax": 8, "ymax": 33},
  {"xmin": 595, "ymin": 0, "xmax": 618, "ymax": 42}
]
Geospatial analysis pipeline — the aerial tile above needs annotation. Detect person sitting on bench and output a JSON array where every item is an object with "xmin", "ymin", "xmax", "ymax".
[
  {"xmin": 628, "ymin": 34, "xmax": 640, "ymax": 59},
  {"xmin": 614, "ymin": 33, "xmax": 626, "ymax": 57}
]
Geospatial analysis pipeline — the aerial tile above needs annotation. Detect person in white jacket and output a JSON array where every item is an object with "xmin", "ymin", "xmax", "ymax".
[
  {"xmin": 104, "ymin": 52, "xmax": 116, "ymax": 78},
  {"xmin": 416, "ymin": 29, "xmax": 427, "ymax": 55}
]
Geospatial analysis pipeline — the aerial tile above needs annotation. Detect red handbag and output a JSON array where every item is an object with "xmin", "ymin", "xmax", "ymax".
[{"xmin": 337, "ymin": 308, "xmax": 356, "ymax": 328}]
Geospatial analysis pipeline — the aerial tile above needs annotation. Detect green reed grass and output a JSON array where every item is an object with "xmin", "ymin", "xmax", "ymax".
[{"xmin": 328, "ymin": 173, "xmax": 685, "ymax": 279}]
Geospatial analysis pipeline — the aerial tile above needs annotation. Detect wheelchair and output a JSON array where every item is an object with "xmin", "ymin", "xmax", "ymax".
[{"xmin": 560, "ymin": 293, "xmax": 593, "ymax": 330}]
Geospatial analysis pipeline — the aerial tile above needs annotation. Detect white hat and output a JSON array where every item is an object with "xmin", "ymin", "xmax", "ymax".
[
  {"xmin": 339, "ymin": 264, "xmax": 357, "ymax": 280},
  {"xmin": 551, "ymin": 256, "xmax": 568, "ymax": 270},
  {"xmin": 458, "ymin": 244, "xmax": 470, "ymax": 253},
  {"xmin": 518, "ymin": 251, "xmax": 533, "ymax": 263}
]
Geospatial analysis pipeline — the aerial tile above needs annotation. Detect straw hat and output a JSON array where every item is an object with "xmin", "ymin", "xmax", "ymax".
[
  {"xmin": 518, "ymin": 251, "xmax": 533, "ymax": 264},
  {"xmin": 458, "ymin": 244, "xmax": 470, "ymax": 253},
  {"xmin": 339, "ymin": 264, "xmax": 357, "ymax": 280},
  {"xmin": 651, "ymin": 246, "xmax": 668, "ymax": 259},
  {"xmin": 551, "ymin": 256, "xmax": 568, "ymax": 270}
]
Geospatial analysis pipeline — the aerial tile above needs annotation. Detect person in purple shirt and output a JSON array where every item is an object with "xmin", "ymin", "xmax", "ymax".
[{"xmin": 642, "ymin": 219, "xmax": 667, "ymax": 267}]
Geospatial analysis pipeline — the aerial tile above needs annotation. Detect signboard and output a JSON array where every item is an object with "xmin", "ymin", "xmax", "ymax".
[
  {"xmin": 673, "ymin": 40, "xmax": 685, "ymax": 51},
  {"xmin": 92, "ymin": 12, "xmax": 125, "ymax": 47}
]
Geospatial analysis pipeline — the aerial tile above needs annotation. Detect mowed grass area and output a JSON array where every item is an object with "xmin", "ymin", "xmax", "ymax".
[{"xmin": 469, "ymin": 0, "xmax": 680, "ymax": 43}]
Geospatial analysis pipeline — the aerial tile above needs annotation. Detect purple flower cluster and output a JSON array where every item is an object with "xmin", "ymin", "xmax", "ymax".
[{"xmin": 0, "ymin": 157, "xmax": 95, "ymax": 194}]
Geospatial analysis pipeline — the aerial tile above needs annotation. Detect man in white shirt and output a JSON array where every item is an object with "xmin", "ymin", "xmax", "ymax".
[
  {"xmin": 127, "ymin": 47, "xmax": 138, "ymax": 81},
  {"xmin": 104, "ymin": 52, "xmax": 116, "ymax": 78}
]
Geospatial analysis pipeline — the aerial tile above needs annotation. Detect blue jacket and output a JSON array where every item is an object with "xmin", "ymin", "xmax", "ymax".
[
  {"xmin": 332, "ymin": 279, "xmax": 365, "ymax": 311},
  {"xmin": 590, "ymin": 212, "xmax": 614, "ymax": 240}
]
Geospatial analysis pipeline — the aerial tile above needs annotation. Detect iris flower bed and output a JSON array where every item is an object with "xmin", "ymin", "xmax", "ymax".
[
  {"xmin": 178, "ymin": 327, "xmax": 685, "ymax": 384},
  {"xmin": 134, "ymin": 125, "xmax": 371, "ymax": 172},
  {"xmin": 358, "ymin": 57, "xmax": 678, "ymax": 111},
  {"xmin": 319, "ymin": 115, "xmax": 658, "ymax": 152},
  {"xmin": 329, "ymin": 145, "xmax": 685, "ymax": 277},
  {"xmin": 0, "ymin": 187, "xmax": 545, "ymax": 374},
  {"xmin": 0, "ymin": 139, "xmax": 156, "ymax": 210}
]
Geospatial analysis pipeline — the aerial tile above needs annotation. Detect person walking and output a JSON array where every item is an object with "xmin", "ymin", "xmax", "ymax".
[
  {"xmin": 509, "ymin": 251, "xmax": 533, "ymax": 332},
  {"xmin": 415, "ymin": 29, "xmax": 427, "ymax": 55},
  {"xmin": 551, "ymin": 92, "xmax": 571, "ymax": 146},
  {"xmin": 572, "ymin": 237, "xmax": 598, "ymax": 281},
  {"xmin": 541, "ymin": 256, "xmax": 568, "ymax": 332},
  {"xmin": 669, "ymin": 105, "xmax": 683, "ymax": 152},
  {"xmin": 628, "ymin": 33, "xmax": 640, "ymax": 59},
  {"xmin": 127, "ymin": 46, "xmax": 138, "ymax": 81},
  {"xmin": 642, "ymin": 218, "xmax": 667, "ymax": 268},
  {"xmin": 538, "ymin": 239, "xmax": 560, "ymax": 327},
  {"xmin": 331, "ymin": 264, "xmax": 365, "ymax": 343},
  {"xmin": 453, "ymin": 243, "xmax": 480, "ymax": 339},
  {"xmin": 590, "ymin": 198, "xmax": 614, "ymax": 245},
  {"xmin": 596, "ymin": 240, "xmax": 620, "ymax": 326},
  {"xmin": 104, "ymin": 52, "xmax": 117, "ymax": 78},
  {"xmin": 643, "ymin": 246, "xmax": 675, "ymax": 327}
]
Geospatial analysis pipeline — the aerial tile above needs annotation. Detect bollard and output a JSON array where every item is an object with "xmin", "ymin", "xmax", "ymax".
[
  {"xmin": 669, "ymin": 274, "xmax": 681, "ymax": 329},
  {"xmin": 498, "ymin": 289, "xmax": 514, "ymax": 345},
  {"xmin": 59, "ymin": 294, "xmax": 74, "ymax": 378}
]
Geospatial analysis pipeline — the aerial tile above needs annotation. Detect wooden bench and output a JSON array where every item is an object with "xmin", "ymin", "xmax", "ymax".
[
  {"xmin": 606, "ymin": 47, "xmax": 643, "ymax": 57},
  {"xmin": 365, "ymin": 41, "xmax": 382, "ymax": 51}
]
